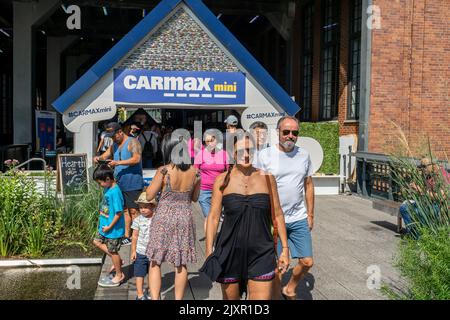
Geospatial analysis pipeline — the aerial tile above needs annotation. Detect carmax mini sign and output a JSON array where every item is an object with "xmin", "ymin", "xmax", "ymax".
[{"xmin": 113, "ymin": 69, "xmax": 246, "ymax": 104}]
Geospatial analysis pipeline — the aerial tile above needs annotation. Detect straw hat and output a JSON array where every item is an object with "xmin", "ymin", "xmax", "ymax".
[{"xmin": 135, "ymin": 192, "xmax": 157, "ymax": 205}]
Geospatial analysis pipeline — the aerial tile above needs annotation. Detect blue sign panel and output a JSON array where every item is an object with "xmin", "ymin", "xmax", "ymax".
[{"xmin": 114, "ymin": 69, "xmax": 246, "ymax": 105}]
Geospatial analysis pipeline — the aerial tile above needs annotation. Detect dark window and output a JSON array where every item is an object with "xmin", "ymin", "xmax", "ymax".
[
  {"xmin": 320, "ymin": 0, "xmax": 340, "ymax": 120},
  {"xmin": 347, "ymin": 0, "xmax": 362, "ymax": 120},
  {"xmin": 0, "ymin": 71, "xmax": 13, "ymax": 144},
  {"xmin": 300, "ymin": 3, "xmax": 314, "ymax": 121}
]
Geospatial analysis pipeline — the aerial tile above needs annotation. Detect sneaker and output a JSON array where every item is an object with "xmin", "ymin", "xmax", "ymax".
[
  {"xmin": 135, "ymin": 295, "xmax": 150, "ymax": 300},
  {"xmin": 121, "ymin": 237, "xmax": 132, "ymax": 246}
]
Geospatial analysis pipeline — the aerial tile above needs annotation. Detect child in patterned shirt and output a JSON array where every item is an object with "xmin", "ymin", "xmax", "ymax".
[{"xmin": 131, "ymin": 192, "xmax": 157, "ymax": 300}]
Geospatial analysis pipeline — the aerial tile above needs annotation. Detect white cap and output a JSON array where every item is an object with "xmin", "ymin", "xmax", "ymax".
[{"xmin": 224, "ymin": 115, "xmax": 238, "ymax": 126}]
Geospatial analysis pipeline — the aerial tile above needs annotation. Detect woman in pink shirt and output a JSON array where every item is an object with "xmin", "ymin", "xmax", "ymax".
[{"xmin": 195, "ymin": 130, "xmax": 229, "ymax": 236}]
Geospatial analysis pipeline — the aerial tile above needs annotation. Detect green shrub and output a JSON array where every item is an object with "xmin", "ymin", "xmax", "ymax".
[
  {"xmin": 383, "ymin": 148, "xmax": 450, "ymax": 299},
  {"xmin": 62, "ymin": 182, "xmax": 102, "ymax": 246},
  {"xmin": 383, "ymin": 226, "xmax": 450, "ymax": 300},
  {"xmin": 299, "ymin": 121, "xmax": 339, "ymax": 174},
  {"xmin": 0, "ymin": 165, "xmax": 102, "ymax": 258}
]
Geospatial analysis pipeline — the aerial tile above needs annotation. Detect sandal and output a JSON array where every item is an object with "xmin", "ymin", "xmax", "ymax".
[{"xmin": 281, "ymin": 286, "xmax": 297, "ymax": 300}]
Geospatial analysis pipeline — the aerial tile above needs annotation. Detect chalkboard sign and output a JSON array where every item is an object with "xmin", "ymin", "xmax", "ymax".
[{"xmin": 57, "ymin": 153, "xmax": 89, "ymax": 196}]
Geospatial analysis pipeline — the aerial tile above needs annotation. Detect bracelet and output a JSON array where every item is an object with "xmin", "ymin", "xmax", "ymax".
[{"xmin": 282, "ymin": 246, "xmax": 289, "ymax": 249}]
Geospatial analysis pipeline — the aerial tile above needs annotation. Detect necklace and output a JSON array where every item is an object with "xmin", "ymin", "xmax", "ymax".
[{"xmin": 234, "ymin": 166, "xmax": 253, "ymax": 189}]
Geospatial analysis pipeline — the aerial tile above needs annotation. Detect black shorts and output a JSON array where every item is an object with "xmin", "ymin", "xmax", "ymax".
[{"xmin": 122, "ymin": 190, "xmax": 142, "ymax": 210}]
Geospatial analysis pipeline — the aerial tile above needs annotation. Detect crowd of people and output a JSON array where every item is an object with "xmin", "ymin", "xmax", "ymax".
[{"xmin": 92, "ymin": 114, "xmax": 316, "ymax": 301}]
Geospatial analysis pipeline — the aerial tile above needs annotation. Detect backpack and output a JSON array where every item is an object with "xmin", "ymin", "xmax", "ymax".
[{"xmin": 142, "ymin": 132, "xmax": 155, "ymax": 159}]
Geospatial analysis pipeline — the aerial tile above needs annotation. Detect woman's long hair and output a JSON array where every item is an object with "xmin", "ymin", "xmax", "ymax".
[{"xmin": 161, "ymin": 134, "xmax": 191, "ymax": 172}]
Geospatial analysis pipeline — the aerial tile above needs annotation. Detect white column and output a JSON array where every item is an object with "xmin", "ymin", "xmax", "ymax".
[
  {"xmin": 74, "ymin": 122, "xmax": 96, "ymax": 169},
  {"xmin": 12, "ymin": 0, "xmax": 60, "ymax": 144}
]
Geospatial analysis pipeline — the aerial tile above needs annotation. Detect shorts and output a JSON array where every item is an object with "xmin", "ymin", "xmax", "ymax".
[
  {"xmin": 122, "ymin": 190, "xmax": 142, "ymax": 210},
  {"xmin": 217, "ymin": 271, "xmax": 275, "ymax": 284},
  {"xmin": 277, "ymin": 218, "xmax": 313, "ymax": 259},
  {"xmin": 94, "ymin": 232, "xmax": 122, "ymax": 254},
  {"xmin": 134, "ymin": 253, "xmax": 150, "ymax": 277},
  {"xmin": 198, "ymin": 189, "xmax": 213, "ymax": 218}
]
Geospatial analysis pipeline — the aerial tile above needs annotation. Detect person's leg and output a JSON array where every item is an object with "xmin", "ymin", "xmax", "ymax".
[
  {"xmin": 271, "ymin": 269, "xmax": 283, "ymax": 300},
  {"xmin": 282, "ymin": 219, "xmax": 313, "ymax": 298},
  {"xmin": 136, "ymin": 277, "xmax": 145, "ymax": 298},
  {"xmin": 174, "ymin": 265, "xmax": 188, "ymax": 300},
  {"xmin": 124, "ymin": 208, "xmax": 131, "ymax": 238},
  {"xmin": 221, "ymin": 283, "xmax": 241, "ymax": 300},
  {"xmin": 123, "ymin": 191, "xmax": 141, "ymax": 240},
  {"xmin": 93, "ymin": 239, "xmax": 111, "ymax": 257},
  {"xmin": 110, "ymin": 252, "xmax": 124, "ymax": 283},
  {"xmin": 198, "ymin": 190, "xmax": 212, "ymax": 235},
  {"xmin": 134, "ymin": 253, "xmax": 148, "ymax": 298},
  {"xmin": 399, "ymin": 201, "xmax": 413, "ymax": 232},
  {"xmin": 283, "ymin": 257, "xmax": 313, "ymax": 298},
  {"xmin": 248, "ymin": 279, "xmax": 273, "ymax": 300},
  {"xmin": 149, "ymin": 261, "xmax": 162, "ymax": 300}
]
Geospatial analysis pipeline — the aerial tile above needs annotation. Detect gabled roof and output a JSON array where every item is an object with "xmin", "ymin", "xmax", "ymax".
[{"xmin": 52, "ymin": 0, "xmax": 300, "ymax": 116}]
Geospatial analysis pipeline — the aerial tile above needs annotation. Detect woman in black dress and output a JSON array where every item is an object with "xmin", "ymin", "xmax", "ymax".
[{"xmin": 200, "ymin": 134, "xmax": 289, "ymax": 300}]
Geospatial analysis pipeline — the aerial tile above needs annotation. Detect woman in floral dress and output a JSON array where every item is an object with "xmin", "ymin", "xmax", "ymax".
[{"xmin": 145, "ymin": 134, "xmax": 201, "ymax": 300}]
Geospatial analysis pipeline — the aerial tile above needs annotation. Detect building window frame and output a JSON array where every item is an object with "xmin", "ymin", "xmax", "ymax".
[
  {"xmin": 319, "ymin": 0, "xmax": 340, "ymax": 121},
  {"xmin": 347, "ymin": 0, "xmax": 362, "ymax": 120},
  {"xmin": 300, "ymin": 2, "xmax": 314, "ymax": 121}
]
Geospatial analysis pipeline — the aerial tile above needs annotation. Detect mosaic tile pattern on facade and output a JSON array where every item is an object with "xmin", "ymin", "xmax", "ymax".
[{"xmin": 119, "ymin": 8, "xmax": 239, "ymax": 72}]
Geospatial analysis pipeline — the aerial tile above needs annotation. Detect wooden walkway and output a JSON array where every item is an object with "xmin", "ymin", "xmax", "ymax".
[{"xmin": 94, "ymin": 195, "xmax": 404, "ymax": 300}]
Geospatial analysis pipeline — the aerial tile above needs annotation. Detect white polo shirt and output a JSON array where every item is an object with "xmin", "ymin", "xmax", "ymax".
[{"xmin": 255, "ymin": 144, "xmax": 313, "ymax": 224}]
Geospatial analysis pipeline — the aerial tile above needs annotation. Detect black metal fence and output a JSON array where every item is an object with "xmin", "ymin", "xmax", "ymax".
[{"xmin": 351, "ymin": 151, "xmax": 449, "ymax": 202}]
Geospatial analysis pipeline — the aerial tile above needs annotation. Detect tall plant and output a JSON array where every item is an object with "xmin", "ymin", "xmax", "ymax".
[{"xmin": 384, "ymin": 136, "xmax": 449, "ymax": 300}]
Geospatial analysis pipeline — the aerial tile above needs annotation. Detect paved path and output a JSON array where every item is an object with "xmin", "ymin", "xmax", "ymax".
[{"xmin": 95, "ymin": 195, "xmax": 404, "ymax": 300}]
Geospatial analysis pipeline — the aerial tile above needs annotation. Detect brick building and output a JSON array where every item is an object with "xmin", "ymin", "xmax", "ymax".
[
  {"xmin": 291, "ymin": 0, "xmax": 449, "ymax": 158},
  {"xmin": 0, "ymin": 0, "xmax": 448, "ymax": 159}
]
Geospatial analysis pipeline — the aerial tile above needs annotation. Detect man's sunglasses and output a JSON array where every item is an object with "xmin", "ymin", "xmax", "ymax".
[{"xmin": 281, "ymin": 130, "xmax": 299, "ymax": 137}]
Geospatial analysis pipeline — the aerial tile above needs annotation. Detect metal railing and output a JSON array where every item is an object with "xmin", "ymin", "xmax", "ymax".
[
  {"xmin": 9, "ymin": 158, "xmax": 48, "ymax": 194},
  {"xmin": 348, "ymin": 151, "xmax": 449, "ymax": 201}
]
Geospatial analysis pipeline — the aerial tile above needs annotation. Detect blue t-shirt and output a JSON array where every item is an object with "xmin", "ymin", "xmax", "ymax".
[{"xmin": 98, "ymin": 184, "xmax": 125, "ymax": 239}]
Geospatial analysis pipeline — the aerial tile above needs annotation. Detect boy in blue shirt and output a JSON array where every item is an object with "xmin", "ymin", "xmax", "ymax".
[{"xmin": 93, "ymin": 165, "xmax": 126, "ymax": 287}]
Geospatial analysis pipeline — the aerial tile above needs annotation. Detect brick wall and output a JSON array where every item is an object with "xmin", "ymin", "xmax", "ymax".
[{"xmin": 369, "ymin": 0, "xmax": 450, "ymax": 159}]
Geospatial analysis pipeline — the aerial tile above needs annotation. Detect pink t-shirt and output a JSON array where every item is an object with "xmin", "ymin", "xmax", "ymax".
[{"xmin": 195, "ymin": 149, "xmax": 229, "ymax": 191}]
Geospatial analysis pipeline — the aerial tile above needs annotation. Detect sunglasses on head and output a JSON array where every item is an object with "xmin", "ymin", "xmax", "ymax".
[{"xmin": 281, "ymin": 130, "xmax": 299, "ymax": 137}]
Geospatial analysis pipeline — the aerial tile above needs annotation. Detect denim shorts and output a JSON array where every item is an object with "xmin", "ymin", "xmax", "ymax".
[
  {"xmin": 198, "ymin": 189, "xmax": 213, "ymax": 218},
  {"xmin": 134, "ymin": 253, "xmax": 150, "ymax": 278},
  {"xmin": 277, "ymin": 218, "xmax": 313, "ymax": 259}
]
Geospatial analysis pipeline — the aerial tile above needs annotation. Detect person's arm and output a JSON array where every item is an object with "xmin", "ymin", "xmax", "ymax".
[
  {"xmin": 96, "ymin": 137, "xmax": 104, "ymax": 153},
  {"xmin": 191, "ymin": 170, "xmax": 201, "ymax": 202},
  {"xmin": 305, "ymin": 176, "xmax": 315, "ymax": 230},
  {"xmin": 146, "ymin": 167, "xmax": 165, "ymax": 201},
  {"xmin": 131, "ymin": 227, "xmax": 139, "ymax": 262},
  {"xmin": 267, "ymin": 174, "xmax": 289, "ymax": 274},
  {"xmin": 94, "ymin": 144, "xmax": 112, "ymax": 163},
  {"xmin": 102, "ymin": 211, "xmax": 123, "ymax": 233},
  {"xmin": 205, "ymin": 174, "xmax": 225, "ymax": 257}
]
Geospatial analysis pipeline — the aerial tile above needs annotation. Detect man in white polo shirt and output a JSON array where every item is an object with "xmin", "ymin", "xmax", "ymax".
[{"xmin": 255, "ymin": 115, "xmax": 315, "ymax": 300}]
